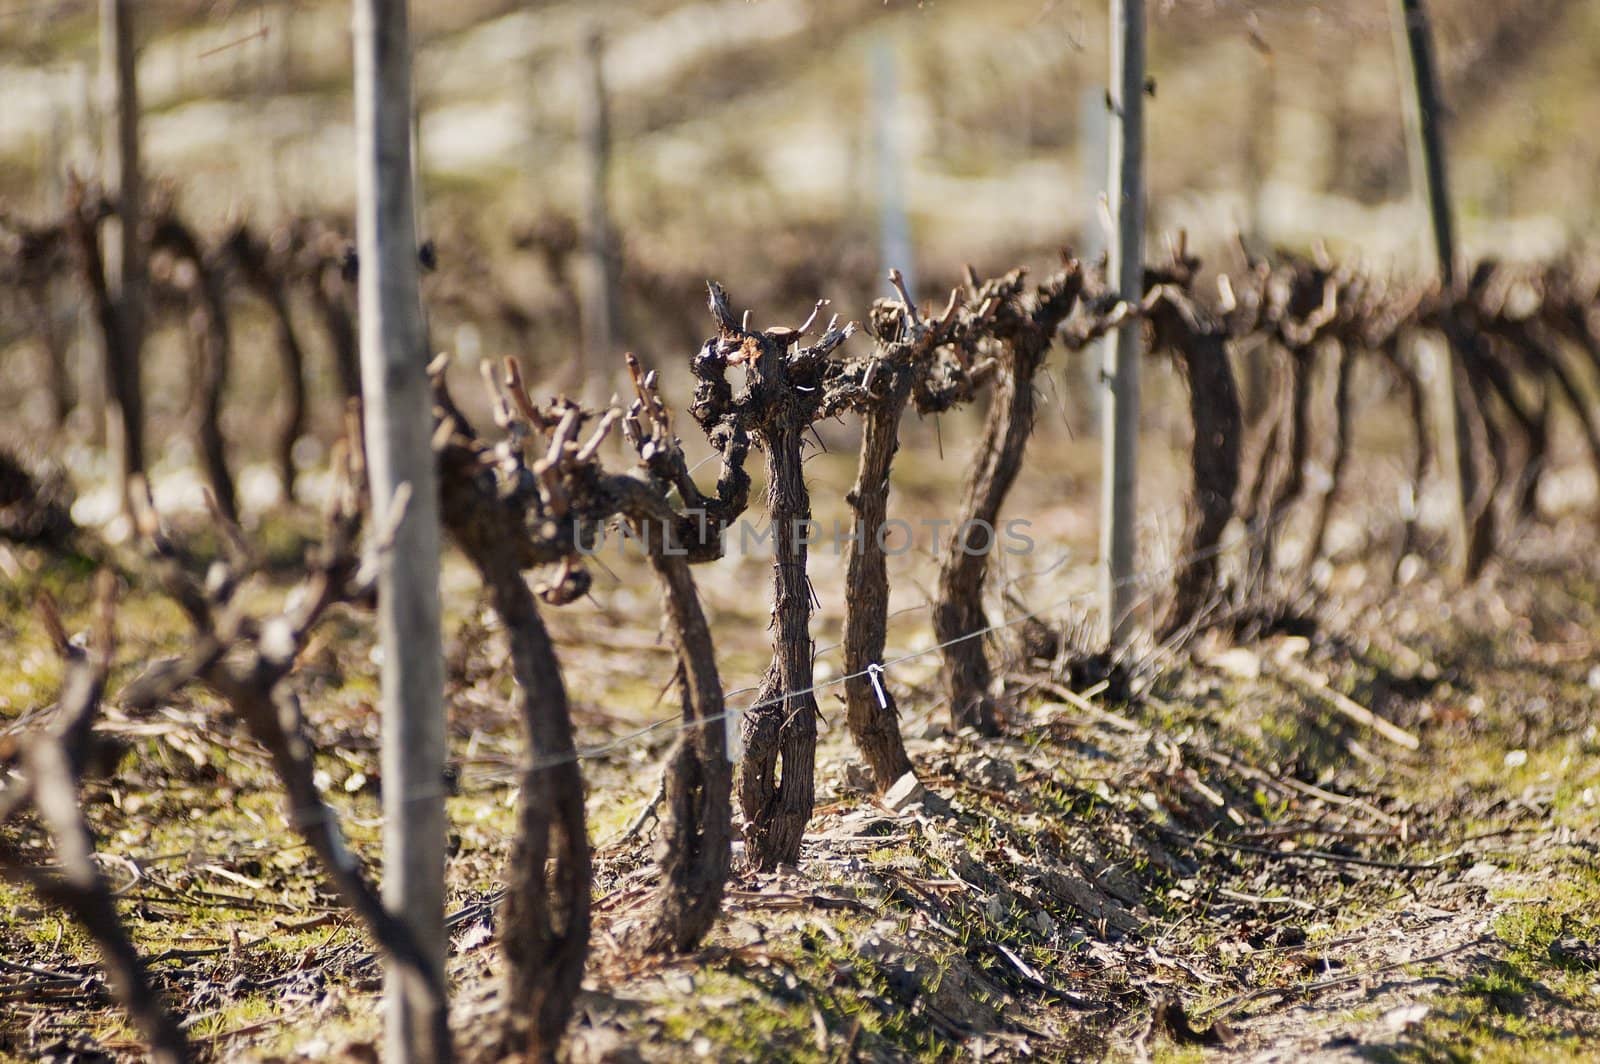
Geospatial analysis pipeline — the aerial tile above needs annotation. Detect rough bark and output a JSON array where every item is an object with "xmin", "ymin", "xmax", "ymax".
[
  {"xmin": 1459, "ymin": 366, "xmax": 1501, "ymax": 578},
  {"xmin": 1259, "ymin": 342, "xmax": 1314, "ymax": 583},
  {"xmin": 1451, "ymin": 273, "xmax": 1548, "ymax": 524},
  {"xmin": 842, "ymin": 388, "xmax": 916, "ymax": 784},
  {"xmin": 933, "ymin": 266, "xmax": 1083, "ymax": 734},
  {"xmin": 1234, "ymin": 259, "xmax": 1339, "ymax": 601},
  {"xmin": 820, "ymin": 284, "xmax": 959, "ymax": 790},
  {"xmin": 483, "ymin": 552, "xmax": 589, "ymax": 1062},
  {"xmin": 1439, "ymin": 317, "xmax": 1504, "ymax": 577},
  {"xmin": 690, "ymin": 283, "xmax": 853, "ymax": 870},
  {"xmin": 609, "ymin": 477, "xmax": 732, "ymax": 952},
  {"xmin": 1433, "ymin": 309, "xmax": 1499, "ymax": 579},
  {"xmin": 1475, "ymin": 341, "xmax": 1548, "ymax": 523},
  {"xmin": 1238, "ymin": 344, "xmax": 1290, "ymax": 544},
  {"xmin": 434, "ymin": 420, "xmax": 589, "ymax": 1062},
  {"xmin": 744, "ymin": 411, "xmax": 820, "ymax": 867},
  {"xmin": 426, "ymin": 365, "xmax": 707, "ymax": 1053},
  {"xmin": 1144, "ymin": 285, "xmax": 1243, "ymax": 642},
  {"xmin": 617, "ymin": 360, "xmax": 739, "ymax": 950}
]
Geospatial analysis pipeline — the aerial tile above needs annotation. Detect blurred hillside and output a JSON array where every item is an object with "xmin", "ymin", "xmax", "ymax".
[{"xmin": 2, "ymin": 0, "xmax": 1597, "ymax": 308}]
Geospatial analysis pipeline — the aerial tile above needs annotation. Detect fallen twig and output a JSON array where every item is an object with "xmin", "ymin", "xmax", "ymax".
[
  {"xmin": 1272, "ymin": 659, "xmax": 1421, "ymax": 750},
  {"xmin": 1195, "ymin": 934, "xmax": 1491, "ymax": 1021}
]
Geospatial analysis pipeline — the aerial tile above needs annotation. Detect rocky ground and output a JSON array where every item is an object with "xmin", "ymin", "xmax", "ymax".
[{"xmin": 3, "ymin": 418, "xmax": 1600, "ymax": 1062}]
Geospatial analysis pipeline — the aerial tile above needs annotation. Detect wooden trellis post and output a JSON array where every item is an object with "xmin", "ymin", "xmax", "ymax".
[
  {"xmin": 871, "ymin": 36, "xmax": 915, "ymax": 299},
  {"xmin": 1391, "ymin": 0, "xmax": 1481, "ymax": 576},
  {"xmin": 1392, "ymin": 0, "xmax": 1456, "ymax": 289},
  {"xmin": 1076, "ymin": 86, "xmax": 1107, "ymax": 434},
  {"xmin": 352, "ymin": 1, "xmax": 449, "ymax": 1061},
  {"xmin": 1100, "ymin": 0, "xmax": 1145, "ymax": 648},
  {"xmin": 98, "ymin": 0, "xmax": 146, "ymax": 512},
  {"xmin": 578, "ymin": 24, "xmax": 621, "ymax": 397}
]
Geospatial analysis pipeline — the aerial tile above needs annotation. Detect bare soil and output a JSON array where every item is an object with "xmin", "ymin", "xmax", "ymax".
[{"xmin": 3, "ymin": 430, "xmax": 1600, "ymax": 1063}]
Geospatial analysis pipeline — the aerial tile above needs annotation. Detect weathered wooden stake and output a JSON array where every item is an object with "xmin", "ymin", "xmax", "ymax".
[
  {"xmin": 1100, "ymin": 0, "xmax": 1145, "ymax": 648},
  {"xmin": 72, "ymin": 60, "xmax": 107, "ymax": 445},
  {"xmin": 1076, "ymin": 86, "xmax": 1108, "ymax": 434},
  {"xmin": 352, "ymin": 1, "xmax": 449, "ymax": 1060},
  {"xmin": 871, "ymin": 37, "xmax": 916, "ymax": 300},
  {"xmin": 1391, "ymin": 0, "xmax": 1481, "ymax": 576},
  {"xmin": 98, "ymin": 0, "xmax": 146, "ymax": 512},
  {"xmin": 578, "ymin": 25, "xmax": 621, "ymax": 397},
  {"xmin": 1238, "ymin": 52, "xmax": 1276, "ymax": 425}
]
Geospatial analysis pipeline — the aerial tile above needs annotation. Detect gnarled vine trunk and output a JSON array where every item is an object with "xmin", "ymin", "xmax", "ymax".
[
  {"xmin": 485, "ymin": 557, "xmax": 590, "ymax": 1062},
  {"xmin": 151, "ymin": 214, "xmax": 237, "ymax": 523},
  {"xmin": 688, "ymin": 284, "xmax": 851, "ymax": 870},
  {"xmin": 841, "ymin": 379, "xmax": 917, "ymax": 787},
  {"xmin": 227, "ymin": 224, "xmax": 308, "ymax": 498},
  {"xmin": 1144, "ymin": 286, "xmax": 1243, "ymax": 641},
  {"xmin": 934, "ymin": 267, "xmax": 1082, "ymax": 733},
  {"xmin": 823, "ymin": 283, "xmax": 963, "ymax": 790},
  {"xmin": 742, "ymin": 411, "xmax": 820, "ymax": 867},
  {"xmin": 436, "ymin": 437, "xmax": 590, "ymax": 1062},
  {"xmin": 613, "ymin": 477, "xmax": 732, "ymax": 951},
  {"xmin": 1304, "ymin": 340, "xmax": 1353, "ymax": 573}
]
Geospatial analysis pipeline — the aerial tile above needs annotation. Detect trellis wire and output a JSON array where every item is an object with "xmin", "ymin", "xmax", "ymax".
[{"xmin": 385, "ymin": 499, "xmax": 1302, "ymax": 807}]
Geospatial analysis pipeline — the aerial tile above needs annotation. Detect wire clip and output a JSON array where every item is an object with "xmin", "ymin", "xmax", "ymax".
[{"xmin": 866, "ymin": 663, "xmax": 889, "ymax": 709}]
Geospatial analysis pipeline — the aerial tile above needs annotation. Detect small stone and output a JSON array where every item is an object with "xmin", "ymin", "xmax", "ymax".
[
  {"xmin": 1271, "ymin": 635, "xmax": 1311, "ymax": 662},
  {"xmin": 958, "ymin": 754, "xmax": 1016, "ymax": 789},
  {"xmin": 1208, "ymin": 647, "xmax": 1261, "ymax": 680},
  {"xmin": 260, "ymin": 617, "xmax": 297, "ymax": 665},
  {"xmin": 1396, "ymin": 553, "xmax": 1424, "ymax": 586},
  {"xmin": 567, "ymin": 1027, "xmax": 643, "ymax": 1064},
  {"xmin": 725, "ymin": 919, "xmax": 764, "ymax": 946},
  {"xmin": 882, "ymin": 772, "xmax": 927, "ymax": 814},
  {"xmin": 842, "ymin": 762, "xmax": 875, "ymax": 793},
  {"xmin": 1380, "ymin": 1003, "xmax": 1430, "ymax": 1033},
  {"xmin": 295, "ymin": 1037, "xmax": 331, "ymax": 1059}
]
